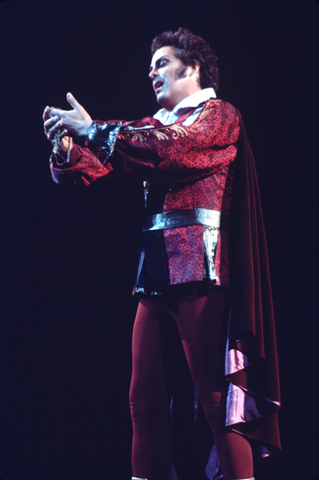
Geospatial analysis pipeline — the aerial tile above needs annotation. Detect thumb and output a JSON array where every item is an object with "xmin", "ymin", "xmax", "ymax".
[{"xmin": 66, "ymin": 92, "xmax": 81, "ymax": 110}]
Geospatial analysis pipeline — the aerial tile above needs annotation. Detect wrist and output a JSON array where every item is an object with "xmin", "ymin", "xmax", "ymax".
[{"xmin": 79, "ymin": 118, "xmax": 93, "ymax": 137}]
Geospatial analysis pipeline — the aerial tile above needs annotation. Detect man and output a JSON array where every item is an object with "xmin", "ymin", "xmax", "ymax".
[{"xmin": 43, "ymin": 28, "xmax": 280, "ymax": 480}]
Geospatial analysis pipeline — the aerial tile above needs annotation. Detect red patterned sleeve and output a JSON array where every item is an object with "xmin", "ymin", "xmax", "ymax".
[
  {"xmin": 50, "ymin": 100, "xmax": 240, "ymax": 187},
  {"xmin": 50, "ymin": 143, "xmax": 114, "ymax": 187},
  {"xmin": 49, "ymin": 120, "xmax": 122, "ymax": 186},
  {"xmin": 109, "ymin": 99, "xmax": 240, "ymax": 184}
]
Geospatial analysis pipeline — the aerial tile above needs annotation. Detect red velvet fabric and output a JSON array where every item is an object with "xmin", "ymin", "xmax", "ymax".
[{"xmin": 226, "ymin": 118, "xmax": 281, "ymax": 452}]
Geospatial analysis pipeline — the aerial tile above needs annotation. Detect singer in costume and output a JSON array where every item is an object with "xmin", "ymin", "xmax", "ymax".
[{"xmin": 43, "ymin": 28, "xmax": 281, "ymax": 480}]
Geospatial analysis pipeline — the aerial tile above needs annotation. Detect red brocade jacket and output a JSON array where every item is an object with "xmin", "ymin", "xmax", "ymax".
[
  {"xmin": 51, "ymin": 100, "xmax": 240, "ymax": 292},
  {"xmin": 50, "ymin": 99, "xmax": 281, "ymax": 458}
]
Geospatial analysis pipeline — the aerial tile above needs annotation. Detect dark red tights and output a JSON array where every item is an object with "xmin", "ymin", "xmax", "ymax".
[{"xmin": 129, "ymin": 288, "xmax": 253, "ymax": 480}]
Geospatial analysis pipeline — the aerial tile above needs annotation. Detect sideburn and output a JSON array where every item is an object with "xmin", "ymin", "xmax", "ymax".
[{"xmin": 175, "ymin": 64, "xmax": 187, "ymax": 80}]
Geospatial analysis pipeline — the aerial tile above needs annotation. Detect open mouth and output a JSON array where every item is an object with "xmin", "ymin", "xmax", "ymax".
[{"xmin": 154, "ymin": 81, "xmax": 163, "ymax": 93}]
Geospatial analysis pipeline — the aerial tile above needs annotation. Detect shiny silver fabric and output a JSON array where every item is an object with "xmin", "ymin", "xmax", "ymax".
[
  {"xmin": 203, "ymin": 226, "xmax": 219, "ymax": 282},
  {"xmin": 142, "ymin": 208, "xmax": 227, "ymax": 232},
  {"xmin": 224, "ymin": 313, "xmax": 280, "ymax": 458},
  {"xmin": 87, "ymin": 121, "xmax": 122, "ymax": 156}
]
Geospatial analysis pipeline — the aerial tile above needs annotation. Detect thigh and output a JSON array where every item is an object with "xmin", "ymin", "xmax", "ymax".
[
  {"xmin": 169, "ymin": 288, "xmax": 228, "ymax": 397},
  {"xmin": 130, "ymin": 298, "xmax": 168, "ymax": 406}
]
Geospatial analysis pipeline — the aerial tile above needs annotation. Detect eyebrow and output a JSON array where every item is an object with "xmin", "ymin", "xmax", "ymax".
[{"xmin": 149, "ymin": 55, "xmax": 170, "ymax": 73}]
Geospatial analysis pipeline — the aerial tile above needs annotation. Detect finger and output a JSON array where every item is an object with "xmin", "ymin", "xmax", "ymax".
[
  {"xmin": 47, "ymin": 119, "xmax": 63, "ymax": 140},
  {"xmin": 48, "ymin": 107, "xmax": 62, "ymax": 117},
  {"xmin": 44, "ymin": 115, "xmax": 60, "ymax": 128},
  {"xmin": 59, "ymin": 129, "xmax": 69, "ymax": 139},
  {"xmin": 43, "ymin": 115, "xmax": 60, "ymax": 135},
  {"xmin": 42, "ymin": 106, "xmax": 51, "ymax": 121},
  {"xmin": 44, "ymin": 116, "xmax": 52, "ymax": 135},
  {"xmin": 66, "ymin": 92, "xmax": 82, "ymax": 110}
]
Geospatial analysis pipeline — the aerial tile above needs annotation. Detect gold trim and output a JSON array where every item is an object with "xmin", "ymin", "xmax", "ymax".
[{"xmin": 117, "ymin": 99, "xmax": 221, "ymax": 142}]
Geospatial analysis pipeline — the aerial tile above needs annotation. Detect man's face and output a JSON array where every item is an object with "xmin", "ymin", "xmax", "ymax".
[{"xmin": 149, "ymin": 46, "xmax": 200, "ymax": 111}]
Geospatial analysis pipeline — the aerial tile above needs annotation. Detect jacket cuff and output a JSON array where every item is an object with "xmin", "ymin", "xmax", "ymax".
[{"xmin": 87, "ymin": 121, "xmax": 122, "ymax": 156}]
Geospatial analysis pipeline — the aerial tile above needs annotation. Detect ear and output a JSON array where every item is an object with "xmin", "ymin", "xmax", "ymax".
[
  {"xmin": 193, "ymin": 63, "xmax": 200, "ymax": 75},
  {"xmin": 188, "ymin": 63, "xmax": 200, "ymax": 81}
]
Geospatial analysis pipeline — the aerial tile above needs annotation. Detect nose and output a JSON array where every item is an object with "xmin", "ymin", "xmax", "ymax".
[{"xmin": 149, "ymin": 67, "xmax": 157, "ymax": 80}]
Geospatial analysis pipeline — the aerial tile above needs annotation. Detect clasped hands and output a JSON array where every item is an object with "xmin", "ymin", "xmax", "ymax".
[{"xmin": 43, "ymin": 92, "xmax": 93, "ymax": 152}]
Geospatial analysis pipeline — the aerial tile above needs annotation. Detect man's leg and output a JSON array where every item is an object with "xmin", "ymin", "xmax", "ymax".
[
  {"xmin": 170, "ymin": 288, "xmax": 254, "ymax": 480},
  {"xmin": 129, "ymin": 299, "xmax": 172, "ymax": 480}
]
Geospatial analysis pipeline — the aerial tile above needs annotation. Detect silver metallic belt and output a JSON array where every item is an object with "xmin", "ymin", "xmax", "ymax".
[{"xmin": 141, "ymin": 208, "xmax": 228, "ymax": 232}]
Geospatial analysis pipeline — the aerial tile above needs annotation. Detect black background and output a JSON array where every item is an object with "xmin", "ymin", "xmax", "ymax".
[{"xmin": 0, "ymin": 0, "xmax": 318, "ymax": 479}]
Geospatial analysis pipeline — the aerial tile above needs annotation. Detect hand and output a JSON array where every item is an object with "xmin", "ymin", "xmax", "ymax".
[{"xmin": 43, "ymin": 92, "xmax": 93, "ymax": 142}]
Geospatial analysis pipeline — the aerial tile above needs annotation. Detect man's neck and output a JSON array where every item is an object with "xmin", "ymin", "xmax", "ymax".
[{"xmin": 153, "ymin": 88, "xmax": 217, "ymax": 125}]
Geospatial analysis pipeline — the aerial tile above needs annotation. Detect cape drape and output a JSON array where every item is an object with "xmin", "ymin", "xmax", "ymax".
[{"xmin": 225, "ymin": 117, "xmax": 281, "ymax": 455}]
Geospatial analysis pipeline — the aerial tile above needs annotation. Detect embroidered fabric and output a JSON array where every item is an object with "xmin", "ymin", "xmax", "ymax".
[{"xmin": 135, "ymin": 208, "xmax": 227, "ymax": 294}]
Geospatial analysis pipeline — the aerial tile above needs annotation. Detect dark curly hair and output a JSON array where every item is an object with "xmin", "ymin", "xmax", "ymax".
[{"xmin": 150, "ymin": 27, "xmax": 219, "ymax": 91}]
